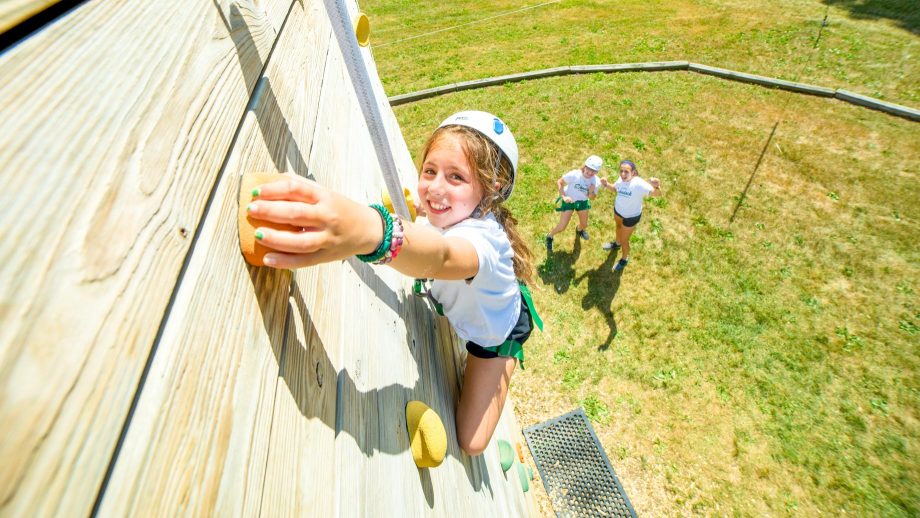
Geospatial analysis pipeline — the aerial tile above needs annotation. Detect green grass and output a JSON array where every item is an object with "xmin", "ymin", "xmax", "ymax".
[
  {"xmin": 364, "ymin": 1, "xmax": 920, "ymax": 515},
  {"xmin": 368, "ymin": 0, "xmax": 920, "ymax": 105}
]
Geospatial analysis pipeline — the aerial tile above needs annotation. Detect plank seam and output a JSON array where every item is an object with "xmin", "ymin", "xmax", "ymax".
[{"xmin": 0, "ymin": 1, "xmax": 91, "ymax": 53}]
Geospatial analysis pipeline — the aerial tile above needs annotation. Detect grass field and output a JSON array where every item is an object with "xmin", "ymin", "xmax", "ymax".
[{"xmin": 363, "ymin": 1, "xmax": 920, "ymax": 515}]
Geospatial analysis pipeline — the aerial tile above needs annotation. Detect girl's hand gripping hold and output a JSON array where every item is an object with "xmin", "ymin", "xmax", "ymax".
[{"xmin": 245, "ymin": 174, "xmax": 383, "ymax": 269}]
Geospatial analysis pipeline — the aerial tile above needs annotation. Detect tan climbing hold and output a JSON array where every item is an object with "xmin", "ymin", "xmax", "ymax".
[
  {"xmin": 238, "ymin": 172, "xmax": 300, "ymax": 266},
  {"xmin": 406, "ymin": 400, "xmax": 447, "ymax": 468}
]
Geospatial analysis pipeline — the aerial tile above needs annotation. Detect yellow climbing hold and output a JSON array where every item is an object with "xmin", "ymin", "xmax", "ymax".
[
  {"xmin": 382, "ymin": 187, "xmax": 417, "ymax": 221},
  {"xmin": 406, "ymin": 400, "xmax": 447, "ymax": 468},
  {"xmin": 354, "ymin": 12, "xmax": 370, "ymax": 47}
]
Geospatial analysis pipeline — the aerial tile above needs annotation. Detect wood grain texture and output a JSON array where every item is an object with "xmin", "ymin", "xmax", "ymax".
[
  {"xmin": 1, "ymin": 0, "xmax": 535, "ymax": 513},
  {"xmin": 0, "ymin": 0, "xmax": 290, "ymax": 515},
  {"xmin": 94, "ymin": 0, "xmax": 327, "ymax": 514}
]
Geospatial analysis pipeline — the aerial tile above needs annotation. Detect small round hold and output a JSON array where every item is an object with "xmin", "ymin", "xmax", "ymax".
[
  {"xmin": 354, "ymin": 12, "xmax": 370, "ymax": 47},
  {"xmin": 498, "ymin": 440, "xmax": 514, "ymax": 472}
]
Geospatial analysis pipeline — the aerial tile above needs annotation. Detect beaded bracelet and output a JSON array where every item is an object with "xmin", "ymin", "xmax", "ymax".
[
  {"xmin": 356, "ymin": 204, "xmax": 393, "ymax": 263},
  {"xmin": 374, "ymin": 215, "xmax": 404, "ymax": 265}
]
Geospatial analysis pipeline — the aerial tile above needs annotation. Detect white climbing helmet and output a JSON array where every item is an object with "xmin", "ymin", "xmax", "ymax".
[
  {"xmin": 584, "ymin": 155, "xmax": 603, "ymax": 172},
  {"xmin": 438, "ymin": 110, "xmax": 519, "ymax": 200}
]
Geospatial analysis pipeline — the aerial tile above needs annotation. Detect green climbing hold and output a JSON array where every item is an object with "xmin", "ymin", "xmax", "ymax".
[
  {"xmin": 528, "ymin": 466, "xmax": 534, "ymax": 481},
  {"xmin": 517, "ymin": 463, "xmax": 530, "ymax": 492},
  {"xmin": 498, "ymin": 440, "xmax": 514, "ymax": 472}
]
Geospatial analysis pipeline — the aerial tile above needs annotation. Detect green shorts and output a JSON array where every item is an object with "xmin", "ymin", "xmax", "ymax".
[{"xmin": 556, "ymin": 199, "xmax": 591, "ymax": 212}]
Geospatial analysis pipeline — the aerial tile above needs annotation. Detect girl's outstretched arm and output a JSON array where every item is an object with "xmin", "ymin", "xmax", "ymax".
[
  {"xmin": 649, "ymin": 177, "xmax": 662, "ymax": 197},
  {"xmin": 247, "ymin": 176, "xmax": 480, "ymax": 280}
]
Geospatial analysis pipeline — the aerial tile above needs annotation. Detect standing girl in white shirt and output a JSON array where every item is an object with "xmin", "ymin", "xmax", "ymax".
[
  {"xmin": 246, "ymin": 111, "xmax": 540, "ymax": 456},
  {"xmin": 544, "ymin": 155, "xmax": 603, "ymax": 253},
  {"xmin": 599, "ymin": 160, "xmax": 662, "ymax": 271}
]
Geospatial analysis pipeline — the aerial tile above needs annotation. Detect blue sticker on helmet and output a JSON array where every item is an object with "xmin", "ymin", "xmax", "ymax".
[{"xmin": 493, "ymin": 118, "xmax": 504, "ymax": 135}]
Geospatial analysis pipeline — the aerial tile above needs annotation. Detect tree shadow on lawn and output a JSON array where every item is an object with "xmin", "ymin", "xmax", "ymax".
[
  {"xmin": 573, "ymin": 250, "xmax": 623, "ymax": 351},
  {"xmin": 538, "ymin": 235, "xmax": 581, "ymax": 295},
  {"xmin": 822, "ymin": 0, "xmax": 919, "ymax": 35}
]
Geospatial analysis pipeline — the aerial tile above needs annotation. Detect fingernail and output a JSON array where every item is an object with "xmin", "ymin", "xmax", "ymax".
[
  {"xmin": 251, "ymin": 187, "xmax": 260, "ymax": 197},
  {"xmin": 246, "ymin": 203, "xmax": 255, "ymax": 212},
  {"xmin": 263, "ymin": 255, "xmax": 276, "ymax": 267},
  {"xmin": 255, "ymin": 230, "xmax": 264, "ymax": 240}
]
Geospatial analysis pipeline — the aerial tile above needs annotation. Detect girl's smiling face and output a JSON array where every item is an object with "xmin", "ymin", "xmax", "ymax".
[
  {"xmin": 619, "ymin": 163, "xmax": 635, "ymax": 181},
  {"xmin": 418, "ymin": 133, "xmax": 484, "ymax": 228}
]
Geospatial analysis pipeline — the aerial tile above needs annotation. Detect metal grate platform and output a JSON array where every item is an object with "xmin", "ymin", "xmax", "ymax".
[{"xmin": 523, "ymin": 408, "xmax": 637, "ymax": 517}]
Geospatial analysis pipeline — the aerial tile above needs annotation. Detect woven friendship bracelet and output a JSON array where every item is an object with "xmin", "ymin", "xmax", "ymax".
[
  {"xmin": 357, "ymin": 204, "xmax": 393, "ymax": 263},
  {"xmin": 374, "ymin": 215, "xmax": 404, "ymax": 265}
]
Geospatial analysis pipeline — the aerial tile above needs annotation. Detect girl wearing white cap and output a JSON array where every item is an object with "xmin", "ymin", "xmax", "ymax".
[
  {"xmin": 599, "ymin": 160, "xmax": 662, "ymax": 271},
  {"xmin": 246, "ymin": 111, "xmax": 541, "ymax": 457},
  {"xmin": 544, "ymin": 155, "xmax": 603, "ymax": 253}
]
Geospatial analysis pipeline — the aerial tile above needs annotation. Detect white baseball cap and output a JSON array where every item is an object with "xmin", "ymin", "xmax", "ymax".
[
  {"xmin": 439, "ymin": 111, "xmax": 519, "ymax": 199},
  {"xmin": 584, "ymin": 155, "xmax": 603, "ymax": 171}
]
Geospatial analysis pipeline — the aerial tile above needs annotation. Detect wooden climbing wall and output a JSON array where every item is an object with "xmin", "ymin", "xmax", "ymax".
[{"xmin": 0, "ymin": 0, "xmax": 535, "ymax": 516}]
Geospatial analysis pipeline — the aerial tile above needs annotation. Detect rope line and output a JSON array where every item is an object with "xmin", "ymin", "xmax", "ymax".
[{"xmin": 728, "ymin": 6, "xmax": 830, "ymax": 224}]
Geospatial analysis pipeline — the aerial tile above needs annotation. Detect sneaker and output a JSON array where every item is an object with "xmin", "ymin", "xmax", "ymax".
[
  {"xmin": 602, "ymin": 241, "xmax": 621, "ymax": 251},
  {"xmin": 577, "ymin": 228, "xmax": 589, "ymax": 241},
  {"xmin": 545, "ymin": 235, "xmax": 554, "ymax": 253},
  {"xmin": 613, "ymin": 258, "xmax": 629, "ymax": 272}
]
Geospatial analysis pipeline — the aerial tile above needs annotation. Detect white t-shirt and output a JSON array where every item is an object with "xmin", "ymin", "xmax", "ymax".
[
  {"xmin": 562, "ymin": 169, "xmax": 599, "ymax": 202},
  {"xmin": 428, "ymin": 213, "xmax": 521, "ymax": 347},
  {"xmin": 613, "ymin": 176, "xmax": 654, "ymax": 218}
]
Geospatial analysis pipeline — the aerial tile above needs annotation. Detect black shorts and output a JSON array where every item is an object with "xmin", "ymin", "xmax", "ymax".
[
  {"xmin": 614, "ymin": 209, "xmax": 642, "ymax": 228},
  {"xmin": 466, "ymin": 294, "xmax": 534, "ymax": 359}
]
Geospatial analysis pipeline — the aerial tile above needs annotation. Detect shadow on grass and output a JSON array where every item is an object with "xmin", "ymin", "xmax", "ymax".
[
  {"xmin": 574, "ymin": 251, "xmax": 622, "ymax": 350},
  {"xmin": 538, "ymin": 235, "xmax": 582, "ymax": 295},
  {"xmin": 822, "ymin": 0, "xmax": 919, "ymax": 35}
]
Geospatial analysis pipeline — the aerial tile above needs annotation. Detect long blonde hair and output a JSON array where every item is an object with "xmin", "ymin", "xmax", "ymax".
[{"xmin": 421, "ymin": 126, "xmax": 535, "ymax": 286}]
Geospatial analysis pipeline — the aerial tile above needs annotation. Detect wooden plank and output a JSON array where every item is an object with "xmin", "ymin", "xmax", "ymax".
[
  {"xmin": 256, "ymin": 2, "xmax": 344, "ymax": 515},
  {"xmin": 0, "ymin": 0, "xmax": 290, "ymax": 515},
  {"xmin": 569, "ymin": 61, "xmax": 689, "ymax": 73},
  {"xmin": 0, "ymin": 0, "xmax": 62, "ymax": 33},
  {"xmin": 93, "ymin": 0, "xmax": 329, "ymax": 515},
  {"xmin": 835, "ymin": 88, "xmax": 920, "ymax": 122},
  {"xmin": 390, "ymin": 63, "xmax": 690, "ymax": 105},
  {"xmin": 297, "ymin": 6, "xmax": 534, "ymax": 513},
  {"xmin": 389, "ymin": 83, "xmax": 459, "ymax": 106},
  {"xmin": 310, "ymin": 9, "xmax": 462, "ymax": 513},
  {"xmin": 688, "ymin": 62, "xmax": 836, "ymax": 97},
  {"xmin": 305, "ymin": 19, "xmax": 409, "ymax": 515}
]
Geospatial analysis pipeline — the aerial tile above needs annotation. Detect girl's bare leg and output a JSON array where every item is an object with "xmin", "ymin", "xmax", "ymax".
[
  {"xmin": 576, "ymin": 210, "xmax": 589, "ymax": 232},
  {"xmin": 619, "ymin": 224, "xmax": 637, "ymax": 259},
  {"xmin": 613, "ymin": 213, "xmax": 625, "ymax": 250},
  {"xmin": 547, "ymin": 210, "xmax": 574, "ymax": 237},
  {"xmin": 455, "ymin": 355, "xmax": 517, "ymax": 456}
]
